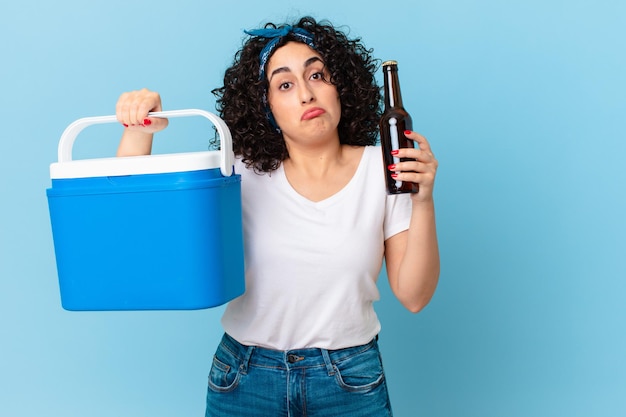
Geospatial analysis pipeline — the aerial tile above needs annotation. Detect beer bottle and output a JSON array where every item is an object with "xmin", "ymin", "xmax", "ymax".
[{"xmin": 379, "ymin": 60, "xmax": 418, "ymax": 194}]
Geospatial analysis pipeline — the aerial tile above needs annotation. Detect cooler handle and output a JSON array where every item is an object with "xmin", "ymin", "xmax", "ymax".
[{"xmin": 57, "ymin": 109, "xmax": 235, "ymax": 177}]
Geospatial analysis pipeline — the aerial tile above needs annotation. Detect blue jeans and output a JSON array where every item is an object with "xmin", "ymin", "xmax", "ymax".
[{"xmin": 205, "ymin": 333, "xmax": 393, "ymax": 416}]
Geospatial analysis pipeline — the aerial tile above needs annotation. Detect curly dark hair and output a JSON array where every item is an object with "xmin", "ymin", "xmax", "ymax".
[{"xmin": 211, "ymin": 16, "xmax": 381, "ymax": 173}]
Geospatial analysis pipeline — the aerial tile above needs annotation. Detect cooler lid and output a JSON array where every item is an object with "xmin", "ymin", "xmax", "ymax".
[{"xmin": 50, "ymin": 151, "xmax": 222, "ymax": 179}]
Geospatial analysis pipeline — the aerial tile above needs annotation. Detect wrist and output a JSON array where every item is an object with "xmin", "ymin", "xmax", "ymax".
[{"xmin": 410, "ymin": 196, "xmax": 436, "ymax": 215}]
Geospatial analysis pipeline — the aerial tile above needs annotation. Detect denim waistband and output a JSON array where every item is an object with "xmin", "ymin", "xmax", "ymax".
[{"xmin": 219, "ymin": 333, "xmax": 379, "ymax": 375}]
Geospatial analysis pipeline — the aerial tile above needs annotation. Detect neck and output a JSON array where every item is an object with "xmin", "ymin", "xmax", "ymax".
[
  {"xmin": 284, "ymin": 140, "xmax": 345, "ymax": 176},
  {"xmin": 281, "ymin": 141, "xmax": 364, "ymax": 203}
]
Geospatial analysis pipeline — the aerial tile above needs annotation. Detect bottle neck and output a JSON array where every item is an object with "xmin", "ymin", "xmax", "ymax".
[{"xmin": 383, "ymin": 65, "xmax": 404, "ymax": 109}]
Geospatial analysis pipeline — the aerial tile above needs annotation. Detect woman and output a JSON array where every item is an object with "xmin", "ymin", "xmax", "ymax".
[{"xmin": 116, "ymin": 16, "xmax": 439, "ymax": 417}]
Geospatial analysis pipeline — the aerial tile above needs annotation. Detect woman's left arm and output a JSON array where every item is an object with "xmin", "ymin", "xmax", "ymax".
[{"xmin": 384, "ymin": 131, "xmax": 440, "ymax": 313}]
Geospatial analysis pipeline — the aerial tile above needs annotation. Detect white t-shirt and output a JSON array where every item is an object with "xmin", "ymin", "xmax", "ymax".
[{"xmin": 221, "ymin": 145, "xmax": 412, "ymax": 350}]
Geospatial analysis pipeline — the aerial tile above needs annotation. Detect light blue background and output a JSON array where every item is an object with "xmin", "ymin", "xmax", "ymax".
[{"xmin": 1, "ymin": 0, "xmax": 624, "ymax": 416}]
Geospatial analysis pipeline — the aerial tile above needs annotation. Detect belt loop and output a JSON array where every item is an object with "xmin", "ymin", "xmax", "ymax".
[
  {"xmin": 320, "ymin": 348, "xmax": 335, "ymax": 376},
  {"xmin": 240, "ymin": 345, "xmax": 254, "ymax": 375}
]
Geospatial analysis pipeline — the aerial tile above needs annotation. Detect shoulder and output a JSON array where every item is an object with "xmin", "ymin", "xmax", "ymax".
[
  {"xmin": 363, "ymin": 145, "xmax": 382, "ymax": 157},
  {"xmin": 234, "ymin": 157, "xmax": 280, "ymax": 188},
  {"xmin": 361, "ymin": 145, "xmax": 383, "ymax": 169},
  {"xmin": 234, "ymin": 157, "xmax": 261, "ymax": 178}
]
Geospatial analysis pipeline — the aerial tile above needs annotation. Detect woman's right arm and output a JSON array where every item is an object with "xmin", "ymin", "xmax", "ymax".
[{"xmin": 116, "ymin": 88, "xmax": 169, "ymax": 157}]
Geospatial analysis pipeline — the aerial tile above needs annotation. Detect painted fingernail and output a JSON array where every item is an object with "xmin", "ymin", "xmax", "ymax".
[
  {"xmin": 391, "ymin": 150, "xmax": 399, "ymax": 155},
  {"xmin": 404, "ymin": 130, "xmax": 412, "ymax": 135},
  {"xmin": 123, "ymin": 123, "xmax": 129, "ymax": 127},
  {"xmin": 143, "ymin": 118, "xmax": 152, "ymax": 126},
  {"xmin": 387, "ymin": 164, "xmax": 396, "ymax": 170},
  {"xmin": 391, "ymin": 173, "xmax": 399, "ymax": 179}
]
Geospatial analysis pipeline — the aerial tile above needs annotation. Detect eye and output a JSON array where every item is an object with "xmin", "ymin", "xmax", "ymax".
[
  {"xmin": 278, "ymin": 81, "xmax": 292, "ymax": 91},
  {"xmin": 310, "ymin": 71, "xmax": 324, "ymax": 81}
]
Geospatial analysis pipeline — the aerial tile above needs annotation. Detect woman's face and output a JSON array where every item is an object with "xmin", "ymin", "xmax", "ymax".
[{"xmin": 265, "ymin": 42, "xmax": 341, "ymax": 146}]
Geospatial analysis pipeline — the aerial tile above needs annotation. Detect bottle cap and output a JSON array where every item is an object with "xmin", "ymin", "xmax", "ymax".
[{"xmin": 382, "ymin": 60, "xmax": 398, "ymax": 67}]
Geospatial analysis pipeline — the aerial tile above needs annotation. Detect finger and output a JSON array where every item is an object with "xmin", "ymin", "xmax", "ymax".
[
  {"xmin": 116, "ymin": 91, "xmax": 132, "ymax": 125},
  {"xmin": 134, "ymin": 90, "xmax": 161, "ymax": 124},
  {"xmin": 390, "ymin": 171, "xmax": 436, "ymax": 193},
  {"xmin": 405, "ymin": 130, "xmax": 433, "ymax": 153},
  {"xmin": 129, "ymin": 94, "xmax": 146, "ymax": 126},
  {"xmin": 391, "ymin": 147, "xmax": 437, "ymax": 164},
  {"xmin": 117, "ymin": 91, "xmax": 144, "ymax": 126},
  {"xmin": 388, "ymin": 160, "xmax": 437, "ymax": 175},
  {"xmin": 142, "ymin": 116, "xmax": 169, "ymax": 132}
]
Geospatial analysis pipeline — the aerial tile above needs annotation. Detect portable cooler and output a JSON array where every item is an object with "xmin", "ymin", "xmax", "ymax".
[{"xmin": 46, "ymin": 109, "xmax": 244, "ymax": 311}]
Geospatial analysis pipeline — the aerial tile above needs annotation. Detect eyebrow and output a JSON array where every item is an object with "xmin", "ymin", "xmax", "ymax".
[{"xmin": 268, "ymin": 56, "xmax": 324, "ymax": 82}]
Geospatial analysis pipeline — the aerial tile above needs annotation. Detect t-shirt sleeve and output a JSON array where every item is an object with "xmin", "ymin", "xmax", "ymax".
[{"xmin": 383, "ymin": 193, "xmax": 412, "ymax": 240}]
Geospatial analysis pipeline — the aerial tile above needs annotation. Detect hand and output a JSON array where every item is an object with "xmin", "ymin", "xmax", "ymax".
[
  {"xmin": 388, "ymin": 131, "xmax": 438, "ymax": 203},
  {"xmin": 115, "ymin": 88, "xmax": 169, "ymax": 133}
]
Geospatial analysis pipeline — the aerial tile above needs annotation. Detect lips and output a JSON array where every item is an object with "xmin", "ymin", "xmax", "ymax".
[{"xmin": 301, "ymin": 107, "xmax": 325, "ymax": 121}]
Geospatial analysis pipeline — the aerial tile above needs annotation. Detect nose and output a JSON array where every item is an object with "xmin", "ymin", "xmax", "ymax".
[{"xmin": 299, "ymin": 83, "xmax": 315, "ymax": 104}]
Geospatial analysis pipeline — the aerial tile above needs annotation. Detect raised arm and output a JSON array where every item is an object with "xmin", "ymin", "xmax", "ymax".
[
  {"xmin": 115, "ymin": 88, "xmax": 169, "ymax": 157},
  {"xmin": 384, "ymin": 131, "xmax": 440, "ymax": 313}
]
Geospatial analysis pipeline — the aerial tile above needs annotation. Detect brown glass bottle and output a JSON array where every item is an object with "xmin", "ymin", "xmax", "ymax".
[{"xmin": 379, "ymin": 60, "xmax": 418, "ymax": 194}]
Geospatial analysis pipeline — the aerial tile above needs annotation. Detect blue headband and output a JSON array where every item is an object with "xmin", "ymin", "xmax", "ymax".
[
  {"xmin": 244, "ymin": 25, "xmax": 316, "ymax": 81},
  {"xmin": 244, "ymin": 25, "xmax": 316, "ymax": 131}
]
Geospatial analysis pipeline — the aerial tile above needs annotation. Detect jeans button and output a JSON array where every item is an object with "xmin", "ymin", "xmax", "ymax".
[{"xmin": 287, "ymin": 354, "xmax": 303, "ymax": 363}]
